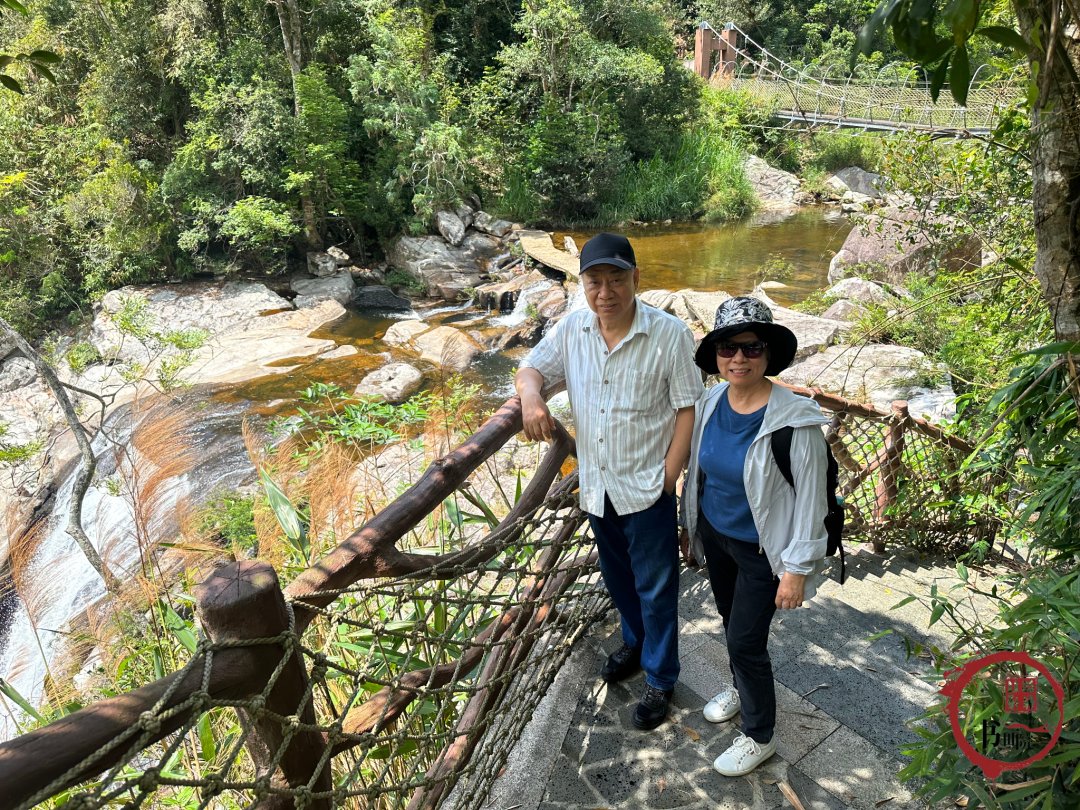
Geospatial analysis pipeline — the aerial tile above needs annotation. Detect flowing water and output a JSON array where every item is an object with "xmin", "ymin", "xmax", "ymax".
[{"xmin": 0, "ymin": 208, "xmax": 850, "ymax": 737}]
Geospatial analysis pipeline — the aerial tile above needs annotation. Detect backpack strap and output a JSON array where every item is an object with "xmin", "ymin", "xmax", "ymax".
[{"xmin": 771, "ymin": 425, "xmax": 795, "ymax": 489}]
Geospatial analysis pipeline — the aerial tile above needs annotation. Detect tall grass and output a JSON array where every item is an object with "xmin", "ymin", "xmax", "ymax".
[{"xmin": 595, "ymin": 129, "xmax": 757, "ymax": 226}]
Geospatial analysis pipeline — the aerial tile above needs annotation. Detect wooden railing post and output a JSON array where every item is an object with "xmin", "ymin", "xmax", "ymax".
[
  {"xmin": 719, "ymin": 25, "xmax": 737, "ymax": 74},
  {"xmin": 694, "ymin": 24, "xmax": 713, "ymax": 78},
  {"xmin": 871, "ymin": 401, "xmax": 909, "ymax": 552},
  {"xmin": 195, "ymin": 562, "xmax": 332, "ymax": 810}
]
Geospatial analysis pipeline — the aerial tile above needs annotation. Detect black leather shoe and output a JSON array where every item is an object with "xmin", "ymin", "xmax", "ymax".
[
  {"xmin": 601, "ymin": 643, "xmax": 642, "ymax": 682},
  {"xmin": 632, "ymin": 684, "xmax": 674, "ymax": 730}
]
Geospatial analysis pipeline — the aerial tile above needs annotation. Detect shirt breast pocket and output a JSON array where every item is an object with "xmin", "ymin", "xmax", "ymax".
[{"xmin": 611, "ymin": 370, "xmax": 664, "ymax": 413}]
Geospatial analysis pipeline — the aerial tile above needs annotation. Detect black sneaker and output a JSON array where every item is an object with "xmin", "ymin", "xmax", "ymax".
[
  {"xmin": 632, "ymin": 683, "xmax": 673, "ymax": 730},
  {"xmin": 601, "ymin": 643, "xmax": 642, "ymax": 682}
]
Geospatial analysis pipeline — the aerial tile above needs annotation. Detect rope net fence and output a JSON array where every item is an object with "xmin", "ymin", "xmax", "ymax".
[{"xmin": 0, "ymin": 388, "xmax": 987, "ymax": 809}]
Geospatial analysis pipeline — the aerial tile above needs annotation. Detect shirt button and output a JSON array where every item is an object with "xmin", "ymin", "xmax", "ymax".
[
  {"xmin": 598, "ymin": 438, "xmax": 603, "ymax": 442},
  {"xmin": 600, "ymin": 409, "xmax": 605, "ymax": 414},
  {"xmin": 604, "ymin": 380, "xmax": 609, "ymax": 384},
  {"xmin": 604, "ymin": 351, "xmax": 609, "ymax": 355},
  {"xmin": 601, "ymin": 466, "xmax": 606, "ymax": 471}
]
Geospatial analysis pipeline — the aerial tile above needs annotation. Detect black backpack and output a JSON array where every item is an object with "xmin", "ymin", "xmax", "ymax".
[{"xmin": 770, "ymin": 426, "xmax": 847, "ymax": 585}]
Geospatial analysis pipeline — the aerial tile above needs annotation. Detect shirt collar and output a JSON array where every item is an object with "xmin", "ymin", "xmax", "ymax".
[{"xmin": 586, "ymin": 297, "xmax": 652, "ymax": 336}]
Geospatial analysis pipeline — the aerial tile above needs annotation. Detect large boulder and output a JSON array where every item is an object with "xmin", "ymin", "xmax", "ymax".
[
  {"xmin": 824, "ymin": 278, "xmax": 894, "ymax": 306},
  {"xmin": 307, "ymin": 252, "xmax": 338, "ymax": 277},
  {"xmin": 780, "ymin": 344, "xmax": 956, "ymax": 422},
  {"xmin": 822, "ymin": 299, "xmax": 870, "ymax": 322},
  {"xmin": 829, "ymin": 167, "xmax": 887, "ymax": 199},
  {"xmin": 90, "ymin": 281, "xmax": 292, "ymax": 364},
  {"xmin": 743, "ymin": 155, "xmax": 800, "ymax": 209},
  {"xmin": 326, "ymin": 246, "xmax": 351, "ymax": 267},
  {"xmin": 354, "ymin": 363, "xmax": 424, "ymax": 402},
  {"xmin": 475, "ymin": 271, "xmax": 549, "ymax": 312},
  {"xmin": 387, "ymin": 232, "xmax": 501, "ymax": 300},
  {"xmin": 351, "ymin": 267, "xmax": 386, "ymax": 286},
  {"xmin": 0, "ymin": 356, "xmax": 36, "ymax": 393},
  {"xmin": 383, "ymin": 319, "xmax": 430, "ymax": 346},
  {"xmin": 828, "ymin": 206, "xmax": 981, "ymax": 284},
  {"xmin": 680, "ymin": 290, "xmax": 733, "ymax": 328},
  {"xmin": 536, "ymin": 284, "xmax": 568, "ymax": 322},
  {"xmin": 0, "ymin": 332, "xmax": 15, "ymax": 362},
  {"xmin": 494, "ymin": 318, "xmax": 544, "ymax": 351},
  {"xmin": 436, "ymin": 210, "xmax": 467, "ymax": 247},
  {"xmin": 354, "ymin": 285, "xmax": 412, "ymax": 311},
  {"xmin": 414, "ymin": 326, "xmax": 482, "ymax": 372},
  {"xmin": 292, "ymin": 270, "xmax": 356, "ymax": 309},
  {"xmin": 473, "ymin": 211, "xmax": 514, "ymax": 238},
  {"xmin": 455, "ymin": 203, "xmax": 475, "ymax": 229}
]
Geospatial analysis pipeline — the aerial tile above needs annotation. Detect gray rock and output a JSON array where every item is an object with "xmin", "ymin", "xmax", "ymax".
[
  {"xmin": 326, "ymin": 246, "xmax": 351, "ymax": 266},
  {"xmin": 679, "ymin": 290, "xmax": 733, "ymax": 329},
  {"xmin": 306, "ymin": 251, "xmax": 338, "ymax": 277},
  {"xmin": 536, "ymin": 285, "xmax": 568, "ymax": 322},
  {"xmin": 563, "ymin": 236, "xmax": 580, "ymax": 257},
  {"xmin": 386, "ymin": 232, "xmax": 502, "ymax": 300},
  {"xmin": 639, "ymin": 289, "xmax": 676, "ymax": 313},
  {"xmin": 455, "ymin": 203, "xmax": 474, "ymax": 229},
  {"xmin": 832, "ymin": 166, "xmax": 887, "ymax": 198},
  {"xmin": 354, "ymin": 285, "xmax": 412, "ymax": 311},
  {"xmin": 828, "ymin": 206, "xmax": 981, "ymax": 284},
  {"xmin": 414, "ymin": 326, "xmax": 482, "ymax": 371},
  {"xmin": 0, "ymin": 332, "xmax": 15, "ymax": 362},
  {"xmin": 0, "ymin": 356, "xmax": 36, "ymax": 393},
  {"xmin": 780, "ymin": 343, "xmax": 956, "ymax": 421},
  {"xmin": 353, "ymin": 363, "xmax": 423, "ymax": 402},
  {"xmin": 475, "ymin": 271, "xmax": 549, "ymax": 312},
  {"xmin": 743, "ymin": 155, "xmax": 800, "ymax": 209},
  {"xmin": 825, "ymin": 277, "xmax": 893, "ymax": 306},
  {"xmin": 494, "ymin": 318, "xmax": 544, "ymax": 350},
  {"xmin": 90, "ymin": 281, "xmax": 292, "ymax": 364},
  {"xmin": 822, "ymin": 298, "xmax": 870, "ymax": 322},
  {"xmin": 291, "ymin": 270, "xmax": 356, "ymax": 308},
  {"xmin": 320, "ymin": 344, "xmax": 358, "ymax": 360},
  {"xmin": 350, "ymin": 267, "xmax": 386, "ymax": 286},
  {"xmin": 382, "ymin": 319, "xmax": 429, "ymax": 346},
  {"xmin": 436, "ymin": 210, "xmax": 466, "ymax": 247},
  {"xmin": 769, "ymin": 306, "xmax": 845, "ymax": 360},
  {"xmin": 473, "ymin": 211, "xmax": 514, "ymax": 237}
]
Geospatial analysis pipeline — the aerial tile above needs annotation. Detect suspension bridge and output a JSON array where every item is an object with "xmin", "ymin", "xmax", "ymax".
[{"xmin": 694, "ymin": 22, "xmax": 1026, "ymax": 135}]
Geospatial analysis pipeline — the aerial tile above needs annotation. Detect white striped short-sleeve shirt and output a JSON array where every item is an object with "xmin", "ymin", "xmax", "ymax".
[{"xmin": 521, "ymin": 299, "xmax": 703, "ymax": 517}]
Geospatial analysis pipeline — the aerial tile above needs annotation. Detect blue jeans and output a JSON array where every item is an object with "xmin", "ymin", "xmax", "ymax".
[{"xmin": 588, "ymin": 491, "xmax": 680, "ymax": 690}]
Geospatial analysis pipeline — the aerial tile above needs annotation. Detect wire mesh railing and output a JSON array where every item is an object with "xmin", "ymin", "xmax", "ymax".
[
  {"xmin": 0, "ymin": 385, "xmax": 985, "ymax": 809},
  {"xmin": 704, "ymin": 22, "xmax": 1025, "ymax": 134}
]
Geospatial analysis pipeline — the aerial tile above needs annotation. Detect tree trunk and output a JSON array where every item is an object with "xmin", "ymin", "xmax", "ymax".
[
  {"xmin": 269, "ymin": 0, "xmax": 323, "ymax": 250},
  {"xmin": 1016, "ymin": 0, "xmax": 1080, "ymax": 345},
  {"xmin": 0, "ymin": 319, "xmax": 121, "ymax": 593}
]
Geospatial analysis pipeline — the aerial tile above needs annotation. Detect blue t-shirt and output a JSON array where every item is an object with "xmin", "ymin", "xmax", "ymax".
[{"xmin": 699, "ymin": 391, "xmax": 767, "ymax": 542}]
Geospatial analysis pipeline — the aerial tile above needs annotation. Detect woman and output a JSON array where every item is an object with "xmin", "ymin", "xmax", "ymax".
[{"xmin": 679, "ymin": 296, "xmax": 830, "ymax": 777}]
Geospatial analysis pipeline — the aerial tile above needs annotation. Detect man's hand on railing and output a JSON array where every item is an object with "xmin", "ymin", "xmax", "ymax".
[{"xmin": 521, "ymin": 391, "xmax": 556, "ymax": 442}]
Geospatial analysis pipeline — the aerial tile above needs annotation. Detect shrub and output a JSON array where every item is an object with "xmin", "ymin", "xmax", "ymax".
[
  {"xmin": 66, "ymin": 342, "xmax": 102, "ymax": 375},
  {"xmin": 806, "ymin": 132, "xmax": 884, "ymax": 173}
]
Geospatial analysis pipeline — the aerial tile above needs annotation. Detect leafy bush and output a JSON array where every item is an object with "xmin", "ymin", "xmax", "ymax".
[
  {"xmin": 198, "ymin": 494, "xmax": 258, "ymax": 556},
  {"xmin": 806, "ymin": 132, "xmax": 884, "ymax": 173},
  {"xmin": 66, "ymin": 342, "xmax": 102, "ymax": 374}
]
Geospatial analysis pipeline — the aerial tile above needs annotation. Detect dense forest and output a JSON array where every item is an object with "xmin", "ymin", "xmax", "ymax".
[{"xmin": 0, "ymin": 0, "xmax": 937, "ymax": 338}]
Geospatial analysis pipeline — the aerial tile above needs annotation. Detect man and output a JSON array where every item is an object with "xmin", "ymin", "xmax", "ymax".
[{"xmin": 515, "ymin": 232, "xmax": 702, "ymax": 729}]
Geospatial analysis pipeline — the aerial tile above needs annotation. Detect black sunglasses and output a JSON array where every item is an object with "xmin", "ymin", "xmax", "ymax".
[{"xmin": 717, "ymin": 340, "xmax": 767, "ymax": 359}]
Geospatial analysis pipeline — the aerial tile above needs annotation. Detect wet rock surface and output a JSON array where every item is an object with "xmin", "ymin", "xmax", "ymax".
[{"xmin": 353, "ymin": 362, "xmax": 424, "ymax": 402}]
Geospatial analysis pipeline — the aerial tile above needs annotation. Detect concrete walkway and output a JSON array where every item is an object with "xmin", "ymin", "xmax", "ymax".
[{"xmin": 488, "ymin": 546, "xmax": 1008, "ymax": 810}]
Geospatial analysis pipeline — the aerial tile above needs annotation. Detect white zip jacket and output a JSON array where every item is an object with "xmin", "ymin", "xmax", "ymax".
[{"xmin": 680, "ymin": 381, "xmax": 831, "ymax": 602}]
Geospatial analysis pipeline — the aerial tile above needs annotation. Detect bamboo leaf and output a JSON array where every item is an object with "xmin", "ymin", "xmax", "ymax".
[
  {"xmin": 158, "ymin": 599, "xmax": 197, "ymax": 653},
  {"xmin": 977, "ymin": 26, "xmax": 1027, "ymax": 54},
  {"xmin": 949, "ymin": 42, "xmax": 970, "ymax": 106},
  {"xmin": 197, "ymin": 712, "xmax": 216, "ymax": 761},
  {"xmin": 0, "ymin": 677, "xmax": 45, "ymax": 723},
  {"xmin": 259, "ymin": 469, "xmax": 309, "ymax": 561}
]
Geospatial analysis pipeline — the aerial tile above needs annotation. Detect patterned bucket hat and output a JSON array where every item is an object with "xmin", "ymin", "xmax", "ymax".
[{"xmin": 694, "ymin": 296, "xmax": 799, "ymax": 377}]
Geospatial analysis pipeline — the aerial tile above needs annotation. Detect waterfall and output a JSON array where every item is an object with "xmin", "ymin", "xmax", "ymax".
[
  {"xmin": 0, "ymin": 396, "xmax": 255, "ymax": 741},
  {"xmin": 489, "ymin": 281, "xmax": 553, "ymax": 328}
]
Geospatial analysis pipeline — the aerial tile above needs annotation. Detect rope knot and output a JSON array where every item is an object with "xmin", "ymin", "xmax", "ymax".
[
  {"xmin": 248, "ymin": 694, "xmax": 266, "ymax": 716},
  {"xmin": 285, "ymin": 714, "xmax": 302, "ymax": 731},
  {"xmin": 191, "ymin": 690, "xmax": 211, "ymax": 710},
  {"xmin": 138, "ymin": 767, "xmax": 160, "ymax": 793},
  {"xmin": 292, "ymin": 784, "xmax": 313, "ymax": 808},
  {"xmin": 253, "ymin": 775, "xmax": 273, "ymax": 800},
  {"xmin": 201, "ymin": 772, "xmax": 226, "ymax": 799},
  {"xmin": 138, "ymin": 711, "xmax": 161, "ymax": 734}
]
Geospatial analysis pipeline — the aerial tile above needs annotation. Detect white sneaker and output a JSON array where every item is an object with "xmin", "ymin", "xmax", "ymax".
[
  {"xmin": 713, "ymin": 733, "xmax": 776, "ymax": 776},
  {"xmin": 703, "ymin": 689, "xmax": 741, "ymax": 723}
]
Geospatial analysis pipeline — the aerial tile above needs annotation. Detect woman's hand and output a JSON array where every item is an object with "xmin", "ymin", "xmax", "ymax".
[
  {"xmin": 679, "ymin": 528, "xmax": 696, "ymax": 565},
  {"xmin": 775, "ymin": 572, "xmax": 806, "ymax": 610}
]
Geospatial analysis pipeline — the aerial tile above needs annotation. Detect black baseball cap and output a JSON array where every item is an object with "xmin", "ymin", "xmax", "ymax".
[{"xmin": 579, "ymin": 233, "xmax": 636, "ymax": 273}]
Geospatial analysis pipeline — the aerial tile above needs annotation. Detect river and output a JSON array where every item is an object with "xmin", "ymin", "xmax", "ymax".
[{"xmin": 0, "ymin": 208, "xmax": 850, "ymax": 736}]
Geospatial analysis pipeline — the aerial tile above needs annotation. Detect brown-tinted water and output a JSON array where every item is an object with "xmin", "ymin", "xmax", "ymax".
[
  {"xmin": 559, "ymin": 207, "xmax": 851, "ymax": 307},
  {"xmin": 211, "ymin": 208, "xmax": 850, "ymax": 412}
]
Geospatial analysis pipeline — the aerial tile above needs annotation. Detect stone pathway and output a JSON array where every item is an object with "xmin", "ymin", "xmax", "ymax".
[{"xmin": 487, "ymin": 545, "xmax": 1011, "ymax": 810}]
